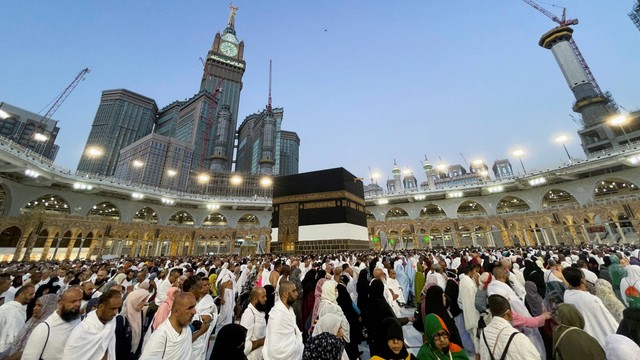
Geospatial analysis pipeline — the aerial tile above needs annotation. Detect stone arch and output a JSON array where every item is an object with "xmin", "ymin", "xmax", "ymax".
[
  {"xmin": 594, "ymin": 178, "xmax": 639, "ymax": 198},
  {"xmin": 203, "ymin": 213, "xmax": 228, "ymax": 227},
  {"xmin": 58, "ymin": 230, "xmax": 73, "ymax": 248},
  {"xmin": 168, "ymin": 211, "xmax": 194, "ymax": 226},
  {"xmin": 34, "ymin": 228, "xmax": 48, "ymax": 248},
  {"xmin": 496, "ymin": 196, "xmax": 531, "ymax": 214},
  {"xmin": 238, "ymin": 213, "xmax": 260, "ymax": 227},
  {"xmin": 419, "ymin": 204, "xmax": 446, "ymax": 219},
  {"xmin": 385, "ymin": 207, "xmax": 410, "ymax": 221},
  {"xmin": 457, "ymin": 200, "xmax": 487, "ymax": 217},
  {"xmin": 87, "ymin": 201, "xmax": 121, "ymax": 220},
  {"xmin": 22, "ymin": 194, "xmax": 70, "ymax": 213},
  {"xmin": 0, "ymin": 226, "xmax": 21, "ymax": 247},
  {"xmin": 133, "ymin": 207, "xmax": 159, "ymax": 224},
  {"xmin": 542, "ymin": 189, "xmax": 578, "ymax": 208},
  {"xmin": 365, "ymin": 210, "xmax": 376, "ymax": 221}
]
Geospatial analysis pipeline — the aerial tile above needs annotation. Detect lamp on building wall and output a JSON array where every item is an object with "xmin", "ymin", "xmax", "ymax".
[{"xmin": 85, "ymin": 146, "xmax": 104, "ymax": 175}]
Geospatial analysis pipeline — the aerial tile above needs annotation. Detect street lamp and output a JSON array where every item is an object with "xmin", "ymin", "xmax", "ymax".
[
  {"xmin": 555, "ymin": 135, "xmax": 572, "ymax": 163},
  {"xmin": 230, "ymin": 175, "xmax": 243, "ymax": 185},
  {"xmin": 609, "ymin": 114, "xmax": 631, "ymax": 147},
  {"xmin": 85, "ymin": 146, "xmax": 103, "ymax": 174},
  {"xmin": 166, "ymin": 169, "xmax": 177, "ymax": 177},
  {"xmin": 259, "ymin": 176, "xmax": 273, "ymax": 187},
  {"xmin": 512, "ymin": 149, "xmax": 527, "ymax": 175},
  {"xmin": 197, "ymin": 173, "xmax": 210, "ymax": 194}
]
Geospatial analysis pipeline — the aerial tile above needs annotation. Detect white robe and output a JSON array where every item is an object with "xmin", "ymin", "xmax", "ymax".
[
  {"xmin": 386, "ymin": 277, "xmax": 405, "ymax": 304},
  {"xmin": 480, "ymin": 316, "xmax": 540, "ymax": 360},
  {"xmin": 140, "ymin": 318, "xmax": 192, "ymax": 360},
  {"xmin": 458, "ymin": 274, "xmax": 480, "ymax": 350},
  {"xmin": 21, "ymin": 311, "xmax": 80, "ymax": 360},
  {"xmin": 240, "ymin": 303, "xmax": 267, "ymax": 360},
  {"xmin": 262, "ymin": 301, "xmax": 303, "ymax": 360},
  {"xmin": 191, "ymin": 294, "xmax": 216, "ymax": 360},
  {"xmin": 564, "ymin": 289, "xmax": 619, "ymax": 348},
  {"xmin": 487, "ymin": 280, "xmax": 546, "ymax": 360},
  {"xmin": 62, "ymin": 310, "xmax": 116, "ymax": 360},
  {"xmin": 215, "ymin": 287, "xmax": 234, "ymax": 333},
  {"xmin": 0, "ymin": 301, "xmax": 26, "ymax": 353}
]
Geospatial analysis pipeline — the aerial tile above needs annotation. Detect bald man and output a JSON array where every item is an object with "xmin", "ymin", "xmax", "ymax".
[
  {"xmin": 22, "ymin": 287, "xmax": 83, "ymax": 360},
  {"xmin": 263, "ymin": 281, "xmax": 303, "ymax": 360},
  {"xmin": 140, "ymin": 292, "xmax": 196, "ymax": 359},
  {"xmin": 241, "ymin": 286, "xmax": 267, "ymax": 360}
]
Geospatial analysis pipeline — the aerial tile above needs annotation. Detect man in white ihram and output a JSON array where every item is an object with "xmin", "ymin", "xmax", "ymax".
[
  {"xmin": 262, "ymin": 280, "xmax": 303, "ymax": 360},
  {"xmin": 140, "ymin": 292, "xmax": 197, "ymax": 359},
  {"xmin": 0, "ymin": 284, "xmax": 34, "ymax": 354}
]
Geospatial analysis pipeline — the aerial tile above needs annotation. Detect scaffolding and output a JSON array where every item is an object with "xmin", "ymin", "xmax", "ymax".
[{"xmin": 630, "ymin": 1, "xmax": 640, "ymax": 32}]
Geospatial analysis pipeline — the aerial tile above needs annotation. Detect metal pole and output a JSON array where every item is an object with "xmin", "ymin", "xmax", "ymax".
[
  {"xmin": 562, "ymin": 143, "xmax": 572, "ymax": 163},
  {"xmin": 620, "ymin": 126, "xmax": 632, "ymax": 147},
  {"xmin": 518, "ymin": 158, "xmax": 527, "ymax": 174}
]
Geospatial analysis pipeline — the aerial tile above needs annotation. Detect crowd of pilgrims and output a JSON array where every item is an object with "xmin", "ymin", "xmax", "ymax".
[{"xmin": 0, "ymin": 245, "xmax": 639, "ymax": 360}]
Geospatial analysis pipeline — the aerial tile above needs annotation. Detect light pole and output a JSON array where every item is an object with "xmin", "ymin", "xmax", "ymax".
[
  {"xmin": 512, "ymin": 149, "xmax": 527, "ymax": 175},
  {"xmin": 609, "ymin": 114, "xmax": 631, "ymax": 147},
  {"xmin": 555, "ymin": 135, "xmax": 572, "ymax": 163},
  {"xmin": 197, "ymin": 173, "xmax": 210, "ymax": 194},
  {"xmin": 132, "ymin": 160, "xmax": 144, "ymax": 183}
]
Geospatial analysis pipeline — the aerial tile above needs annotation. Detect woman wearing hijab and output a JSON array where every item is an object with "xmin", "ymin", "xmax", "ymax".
[
  {"xmin": 310, "ymin": 278, "xmax": 327, "ymax": 334},
  {"xmin": 523, "ymin": 259, "xmax": 546, "ymax": 298},
  {"xmin": 152, "ymin": 286, "xmax": 179, "ymax": 331},
  {"xmin": 418, "ymin": 314, "xmax": 468, "ymax": 360},
  {"xmin": 368, "ymin": 279, "xmax": 412, "ymax": 357},
  {"xmin": 608, "ymin": 254, "xmax": 627, "ymax": 300},
  {"xmin": 302, "ymin": 269, "xmax": 318, "ymax": 330},
  {"xmin": 317, "ymin": 280, "xmax": 350, "ymax": 344},
  {"xmin": 414, "ymin": 263, "xmax": 426, "ymax": 308},
  {"xmin": 423, "ymin": 286, "xmax": 463, "ymax": 349},
  {"xmin": 1, "ymin": 293, "xmax": 58, "ymax": 360},
  {"xmin": 524, "ymin": 281, "xmax": 544, "ymax": 317},
  {"xmin": 337, "ymin": 277, "xmax": 361, "ymax": 360},
  {"xmin": 291, "ymin": 268, "xmax": 304, "ymax": 331},
  {"xmin": 552, "ymin": 303, "xmax": 605, "ymax": 360},
  {"xmin": 115, "ymin": 289, "xmax": 149, "ymax": 359},
  {"xmin": 605, "ymin": 334, "xmax": 640, "ymax": 360},
  {"xmin": 371, "ymin": 317, "xmax": 416, "ymax": 360},
  {"xmin": 594, "ymin": 279, "xmax": 626, "ymax": 323},
  {"xmin": 620, "ymin": 264, "xmax": 640, "ymax": 308},
  {"xmin": 304, "ymin": 313, "xmax": 348, "ymax": 360},
  {"xmin": 209, "ymin": 323, "xmax": 247, "ymax": 359}
]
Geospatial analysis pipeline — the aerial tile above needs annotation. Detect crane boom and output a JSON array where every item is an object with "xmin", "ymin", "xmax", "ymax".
[
  {"xmin": 40, "ymin": 67, "xmax": 90, "ymax": 122},
  {"xmin": 521, "ymin": 0, "xmax": 578, "ymax": 26}
]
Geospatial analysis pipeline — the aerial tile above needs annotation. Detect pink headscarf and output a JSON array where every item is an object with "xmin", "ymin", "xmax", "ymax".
[
  {"xmin": 153, "ymin": 287, "xmax": 180, "ymax": 330},
  {"xmin": 124, "ymin": 289, "xmax": 149, "ymax": 352},
  {"xmin": 309, "ymin": 278, "xmax": 327, "ymax": 334}
]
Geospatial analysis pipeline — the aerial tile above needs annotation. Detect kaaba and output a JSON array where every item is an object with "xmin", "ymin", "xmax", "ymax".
[{"xmin": 270, "ymin": 167, "xmax": 371, "ymax": 253}]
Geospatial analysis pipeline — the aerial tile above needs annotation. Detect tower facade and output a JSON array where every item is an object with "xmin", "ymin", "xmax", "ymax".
[
  {"xmin": 77, "ymin": 89, "xmax": 157, "ymax": 176},
  {"xmin": 538, "ymin": 27, "xmax": 616, "ymax": 153},
  {"xmin": 0, "ymin": 102, "xmax": 60, "ymax": 160},
  {"xmin": 236, "ymin": 108, "xmax": 283, "ymax": 175},
  {"xmin": 279, "ymin": 130, "xmax": 300, "ymax": 176},
  {"xmin": 630, "ymin": 2, "xmax": 640, "ymax": 32},
  {"xmin": 200, "ymin": 5, "xmax": 246, "ymax": 172}
]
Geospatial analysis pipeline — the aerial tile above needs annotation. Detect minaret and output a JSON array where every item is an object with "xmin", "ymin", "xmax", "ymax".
[
  {"xmin": 210, "ymin": 105, "xmax": 232, "ymax": 172},
  {"xmin": 202, "ymin": 3, "xmax": 246, "ymax": 172},
  {"xmin": 392, "ymin": 160, "xmax": 402, "ymax": 194},
  {"xmin": 422, "ymin": 156, "xmax": 435, "ymax": 191}
]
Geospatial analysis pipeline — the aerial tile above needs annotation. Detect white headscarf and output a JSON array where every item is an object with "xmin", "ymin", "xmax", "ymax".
[
  {"xmin": 312, "ymin": 313, "xmax": 342, "ymax": 336},
  {"xmin": 604, "ymin": 334, "xmax": 640, "ymax": 360}
]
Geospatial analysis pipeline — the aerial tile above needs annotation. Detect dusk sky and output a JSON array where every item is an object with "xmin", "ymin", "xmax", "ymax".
[{"xmin": 2, "ymin": 1, "xmax": 639, "ymax": 185}]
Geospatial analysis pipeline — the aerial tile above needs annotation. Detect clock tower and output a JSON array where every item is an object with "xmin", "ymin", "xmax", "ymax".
[{"xmin": 201, "ymin": 4, "xmax": 246, "ymax": 172}]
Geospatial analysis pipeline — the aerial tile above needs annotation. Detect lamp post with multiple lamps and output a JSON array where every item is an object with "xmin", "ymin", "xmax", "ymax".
[{"xmin": 512, "ymin": 149, "xmax": 527, "ymax": 175}]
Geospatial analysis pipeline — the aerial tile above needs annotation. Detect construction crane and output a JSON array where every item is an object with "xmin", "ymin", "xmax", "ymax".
[
  {"xmin": 521, "ymin": 0, "xmax": 603, "ymax": 95},
  {"xmin": 39, "ymin": 67, "xmax": 91, "ymax": 124},
  {"xmin": 198, "ymin": 58, "xmax": 224, "ymax": 168}
]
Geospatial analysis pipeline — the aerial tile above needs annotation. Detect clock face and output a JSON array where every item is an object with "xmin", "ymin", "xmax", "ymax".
[{"xmin": 220, "ymin": 42, "xmax": 238, "ymax": 57}]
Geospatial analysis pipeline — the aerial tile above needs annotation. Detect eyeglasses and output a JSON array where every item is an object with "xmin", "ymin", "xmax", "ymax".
[{"xmin": 433, "ymin": 331, "xmax": 449, "ymax": 340}]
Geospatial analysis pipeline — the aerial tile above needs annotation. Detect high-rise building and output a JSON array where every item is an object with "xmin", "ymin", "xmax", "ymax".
[
  {"xmin": 279, "ymin": 130, "xmax": 300, "ymax": 176},
  {"xmin": 155, "ymin": 100, "xmax": 184, "ymax": 138},
  {"xmin": 173, "ymin": 92, "xmax": 215, "ymax": 172},
  {"xmin": 630, "ymin": 2, "xmax": 640, "ymax": 32},
  {"xmin": 236, "ymin": 108, "xmax": 282, "ymax": 175},
  {"xmin": 0, "ymin": 102, "xmax": 60, "ymax": 160},
  {"xmin": 200, "ymin": 4, "xmax": 246, "ymax": 172},
  {"xmin": 114, "ymin": 133, "xmax": 193, "ymax": 191},
  {"xmin": 77, "ymin": 89, "xmax": 157, "ymax": 176}
]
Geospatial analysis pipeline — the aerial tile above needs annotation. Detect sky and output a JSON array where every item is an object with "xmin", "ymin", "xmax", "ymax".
[{"xmin": 1, "ymin": 1, "xmax": 639, "ymax": 184}]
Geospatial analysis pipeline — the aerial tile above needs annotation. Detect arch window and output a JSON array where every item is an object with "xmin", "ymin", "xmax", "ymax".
[
  {"xmin": 168, "ymin": 211, "xmax": 194, "ymax": 226},
  {"xmin": 22, "ymin": 194, "xmax": 70, "ymax": 213},
  {"xmin": 496, "ymin": 196, "xmax": 530, "ymax": 214},
  {"xmin": 133, "ymin": 207, "xmax": 158, "ymax": 224},
  {"xmin": 419, "ymin": 204, "xmax": 446, "ymax": 219},
  {"xmin": 88, "ymin": 202, "xmax": 121, "ymax": 219},
  {"xmin": 385, "ymin": 207, "xmax": 410, "ymax": 221},
  {"xmin": 0, "ymin": 226, "xmax": 21, "ymax": 247}
]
